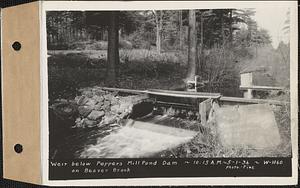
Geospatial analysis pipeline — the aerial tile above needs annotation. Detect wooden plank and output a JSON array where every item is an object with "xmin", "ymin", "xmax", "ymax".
[
  {"xmin": 147, "ymin": 89, "xmax": 221, "ymax": 99},
  {"xmin": 99, "ymin": 87, "xmax": 221, "ymax": 99},
  {"xmin": 240, "ymin": 85, "xmax": 285, "ymax": 91},
  {"xmin": 199, "ymin": 102, "xmax": 207, "ymax": 126},
  {"xmin": 99, "ymin": 87, "xmax": 147, "ymax": 94},
  {"xmin": 199, "ymin": 98, "xmax": 212, "ymax": 126},
  {"xmin": 220, "ymin": 96, "xmax": 288, "ymax": 106},
  {"xmin": 98, "ymin": 87, "xmax": 286, "ymax": 106},
  {"xmin": 155, "ymin": 101, "xmax": 197, "ymax": 110},
  {"xmin": 148, "ymin": 89, "xmax": 220, "ymax": 96}
]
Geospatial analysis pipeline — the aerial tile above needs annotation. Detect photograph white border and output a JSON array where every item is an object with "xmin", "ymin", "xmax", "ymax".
[{"xmin": 40, "ymin": 1, "xmax": 298, "ymax": 186}]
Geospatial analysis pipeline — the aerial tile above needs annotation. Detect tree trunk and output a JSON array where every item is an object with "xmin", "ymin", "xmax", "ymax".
[
  {"xmin": 159, "ymin": 11, "xmax": 163, "ymax": 53},
  {"xmin": 155, "ymin": 10, "xmax": 162, "ymax": 54},
  {"xmin": 186, "ymin": 10, "xmax": 198, "ymax": 81},
  {"xmin": 221, "ymin": 12, "xmax": 225, "ymax": 46},
  {"xmin": 229, "ymin": 9, "xmax": 233, "ymax": 43},
  {"xmin": 106, "ymin": 11, "xmax": 119, "ymax": 86},
  {"xmin": 179, "ymin": 10, "xmax": 183, "ymax": 50},
  {"xmin": 200, "ymin": 13, "xmax": 204, "ymax": 70}
]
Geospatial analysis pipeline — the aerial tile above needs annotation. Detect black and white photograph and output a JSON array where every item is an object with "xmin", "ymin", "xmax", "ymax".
[
  {"xmin": 48, "ymin": 7, "xmax": 292, "ymax": 159},
  {"xmin": 44, "ymin": 2, "xmax": 297, "ymax": 182},
  {"xmin": 0, "ymin": 0, "xmax": 297, "ymax": 186}
]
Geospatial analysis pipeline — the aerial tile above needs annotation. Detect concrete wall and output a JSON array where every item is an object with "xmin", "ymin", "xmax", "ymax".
[{"xmin": 240, "ymin": 72, "xmax": 253, "ymax": 87}]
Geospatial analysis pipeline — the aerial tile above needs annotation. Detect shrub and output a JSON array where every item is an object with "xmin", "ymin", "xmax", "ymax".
[
  {"xmin": 199, "ymin": 46, "xmax": 242, "ymax": 97},
  {"xmin": 48, "ymin": 53, "xmax": 105, "ymax": 69},
  {"xmin": 52, "ymin": 40, "xmax": 134, "ymax": 51}
]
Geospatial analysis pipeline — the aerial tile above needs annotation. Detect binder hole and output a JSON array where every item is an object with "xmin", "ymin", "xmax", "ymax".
[
  {"xmin": 12, "ymin": 41, "xmax": 21, "ymax": 51},
  {"xmin": 14, "ymin": 144, "xmax": 23, "ymax": 154}
]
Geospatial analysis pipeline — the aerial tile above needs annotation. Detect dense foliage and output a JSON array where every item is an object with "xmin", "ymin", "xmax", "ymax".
[{"xmin": 47, "ymin": 9, "xmax": 290, "ymax": 98}]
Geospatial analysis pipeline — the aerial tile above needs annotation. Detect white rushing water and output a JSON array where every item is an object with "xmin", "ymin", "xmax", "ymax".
[{"xmin": 79, "ymin": 120, "xmax": 197, "ymax": 158}]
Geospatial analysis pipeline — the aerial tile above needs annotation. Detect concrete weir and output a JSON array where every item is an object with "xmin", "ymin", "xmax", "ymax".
[
  {"xmin": 210, "ymin": 103, "xmax": 281, "ymax": 149},
  {"xmin": 79, "ymin": 118, "xmax": 197, "ymax": 158}
]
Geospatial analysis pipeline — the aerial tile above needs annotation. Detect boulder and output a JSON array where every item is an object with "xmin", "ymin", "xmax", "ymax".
[
  {"xmin": 92, "ymin": 95, "xmax": 104, "ymax": 103},
  {"xmin": 93, "ymin": 103, "xmax": 104, "ymax": 111},
  {"xmin": 102, "ymin": 101, "xmax": 111, "ymax": 112},
  {"xmin": 111, "ymin": 91, "xmax": 119, "ymax": 97},
  {"xmin": 103, "ymin": 100, "xmax": 111, "ymax": 106},
  {"xmin": 78, "ymin": 106, "xmax": 93, "ymax": 117},
  {"xmin": 87, "ymin": 110, "xmax": 105, "ymax": 121},
  {"xmin": 76, "ymin": 96, "xmax": 89, "ymax": 105},
  {"xmin": 82, "ymin": 89, "xmax": 93, "ymax": 98},
  {"xmin": 83, "ymin": 119, "xmax": 98, "ymax": 128},
  {"xmin": 104, "ymin": 94, "xmax": 113, "ymax": 101},
  {"xmin": 51, "ymin": 102, "xmax": 78, "ymax": 118},
  {"xmin": 103, "ymin": 105, "xmax": 111, "ymax": 112},
  {"xmin": 94, "ymin": 89, "xmax": 106, "ymax": 96},
  {"xmin": 100, "ymin": 114, "xmax": 116, "ymax": 125},
  {"xmin": 119, "ymin": 112, "xmax": 130, "ymax": 119},
  {"xmin": 111, "ymin": 104, "xmax": 121, "ymax": 114},
  {"xmin": 85, "ymin": 98, "xmax": 98, "ymax": 107},
  {"xmin": 110, "ymin": 97, "xmax": 119, "ymax": 106},
  {"xmin": 74, "ymin": 117, "xmax": 84, "ymax": 128}
]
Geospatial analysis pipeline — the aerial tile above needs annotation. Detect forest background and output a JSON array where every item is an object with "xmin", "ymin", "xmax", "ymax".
[{"xmin": 46, "ymin": 9, "xmax": 290, "ymax": 101}]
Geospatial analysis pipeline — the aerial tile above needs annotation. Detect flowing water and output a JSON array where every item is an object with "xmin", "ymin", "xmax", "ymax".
[{"xmin": 79, "ymin": 117, "xmax": 197, "ymax": 158}]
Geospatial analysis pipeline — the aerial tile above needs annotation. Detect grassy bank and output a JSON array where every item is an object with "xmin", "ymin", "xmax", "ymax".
[{"xmin": 48, "ymin": 49, "xmax": 187, "ymax": 101}]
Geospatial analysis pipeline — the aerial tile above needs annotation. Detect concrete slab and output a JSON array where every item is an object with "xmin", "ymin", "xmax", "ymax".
[{"xmin": 212, "ymin": 104, "xmax": 281, "ymax": 149}]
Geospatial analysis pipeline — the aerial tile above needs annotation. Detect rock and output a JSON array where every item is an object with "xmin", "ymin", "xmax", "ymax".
[
  {"xmin": 78, "ymin": 106, "xmax": 93, "ymax": 117},
  {"xmin": 95, "ymin": 90, "xmax": 106, "ymax": 96},
  {"xmin": 92, "ymin": 95, "xmax": 104, "ymax": 103},
  {"xmin": 76, "ymin": 96, "xmax": 89, "ymax": 105},
  {"xmin": 110, "ymin": 123, "xmax": 120, "ymax": 127},
  {"xmin": 119, "ymin": 112, "xmax": 130, "ymax": 119},
  {"xmin": 97, "ymin": 123, "xmax": 109, "ymax": 128},
  {"xmin": 85, "ymin": 98, "xmax": 98, "ymax": 107},
  {"xmin": 121, "ymin": 103, "xmax": 132, "ymax": 111},
  {"xmin": 94, "ymin": 103, "xmax": 104, "ymax": 111},
  {"xmin": 82, "ymin": 90, "xmax": 93, "ymax": 98},
  {"xmin": 111, "ymin": 104, "xmax": 121, "ymax": 114},
  {"xmin": 102, "ymin": 100, "xmax": 111, "ymax": 111},
  {"xmin": 74, "ymin": 117, "xmax": 84, "ymax": 128},
  {"xmin": 87, "ymin": 110, "xmax": 105, "ymax": 121},
  {"xmin": 110, "ymin": 97, "xmax": 119, "ymax": 105},
  {"xmin": 103, "ymin": 100, "xmax": 111, "ymax": 108},
  {"xmin": 51, "ymin": 102, "xmax": 78, "ymax": 119},
  {"xmin": 91, "ymin": 87, "xmax": 106, "ymax": 96},
  {"xmin": 100, "ymin": 114, "xmax": 116, "ymax": 125},
  {"xmin": 111, "ymin": 91, "xmax": 119, "ymax": 97},
  {"xmin": 111, "ymin": 103, "xmax": 131, "ymax": 115},
  {"xmin": 103, "ymin": 105, "xmax": 111, "ymax": 112},
  {"xmin": 83, "ymin": 119, "xmax": 98, "ymax": 127},
  {"xmin": 104, "ymin": 94, "xmax": 113, "ymax": 101}
]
